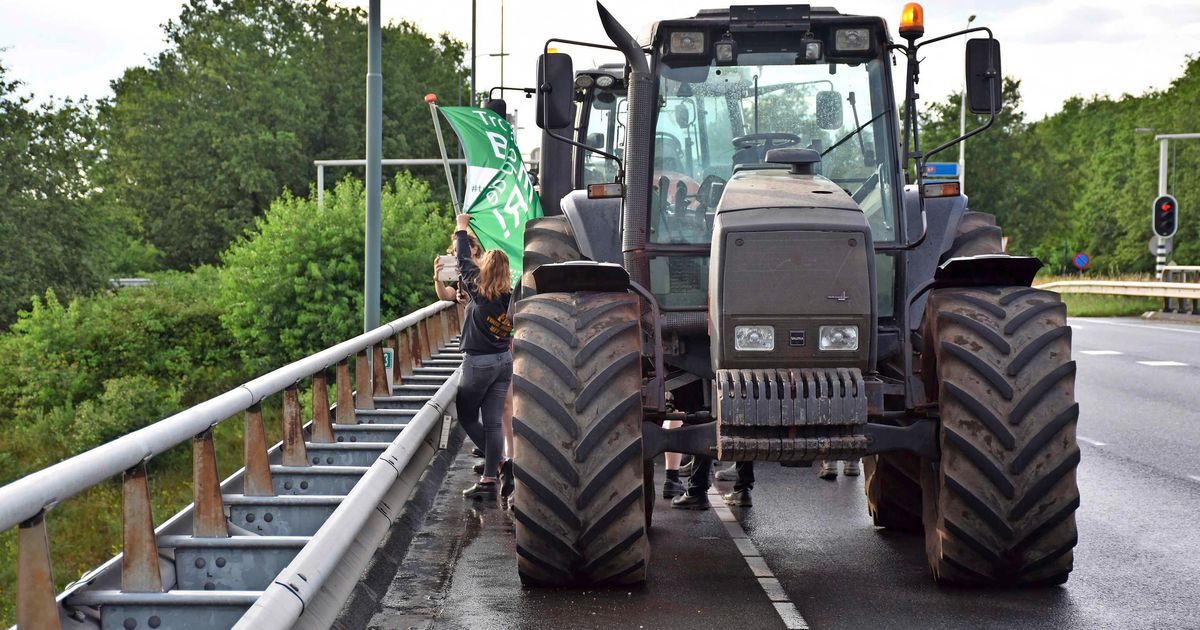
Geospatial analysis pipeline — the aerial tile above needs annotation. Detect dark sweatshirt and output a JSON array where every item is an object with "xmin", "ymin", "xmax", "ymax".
[{"xmin": 455, "ymin": 230, "xmax": 513, "ymax": 355}]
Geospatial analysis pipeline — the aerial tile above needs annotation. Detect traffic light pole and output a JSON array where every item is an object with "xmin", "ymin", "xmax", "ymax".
[{"xmin": 1153, "ymin": 133, "xmax": 1200, "ymax": 278}]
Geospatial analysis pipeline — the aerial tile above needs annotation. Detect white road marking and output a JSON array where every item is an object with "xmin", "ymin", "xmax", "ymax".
[
  {"xmin": 1081, "ymin": 350, "xmax": 1124, "ymax": 355},
  {"xmin": 1077, "ymin": 436, "xmax": 1107, "ymax": 447},
  {"xmin": 1137, "ymin": 360, "xmax": 1189, "ymax": 367},
  {"xmin": 1188, "ymin": 475, "xmax": 1200, "ymax": 484},
  {"xmin": 708, "ymin": 487, "xmax": 810, "ymax": 629},
  {"xmin": 1072, "ymin": 318, "xmax": 1200, "ymax": 335}
]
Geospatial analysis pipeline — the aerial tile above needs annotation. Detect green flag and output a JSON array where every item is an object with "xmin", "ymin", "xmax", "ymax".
[{"xmin": 439, "ymin": 106, "xmax": 542, "ymax": 286}]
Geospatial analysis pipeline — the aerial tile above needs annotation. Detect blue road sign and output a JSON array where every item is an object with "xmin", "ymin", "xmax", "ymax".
[
  {"xmin": 1073, "ymin": 251, "xmax": 1090, "ymax": 270},
  {"xmin": 924, "ymin": 162, "xmax": 959, "ymax": 178}
]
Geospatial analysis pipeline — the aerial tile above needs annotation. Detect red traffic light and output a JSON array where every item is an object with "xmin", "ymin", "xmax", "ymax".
[{"xmin": 1152, "ymin": 194, "xmax": 1178, "ymax": 238}]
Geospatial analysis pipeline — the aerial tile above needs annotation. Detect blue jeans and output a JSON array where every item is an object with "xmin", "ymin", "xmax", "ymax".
[{"xmin": 456, "ymin": 351, "xmax": 512, "ymax": 478}]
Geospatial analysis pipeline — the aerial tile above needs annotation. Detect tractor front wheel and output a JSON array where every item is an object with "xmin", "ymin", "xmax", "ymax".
[{"xmin": 511, "ymin": 291, "xmax": 648, "ymax": 586}]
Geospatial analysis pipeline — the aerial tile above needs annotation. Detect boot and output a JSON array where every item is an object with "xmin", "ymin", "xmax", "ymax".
[
  {"xmin": 500, "ymin": 460, "xmax": 515, "ymax": 497},
  {"xmin": 842, "ymin": 459, "xmax": 861, "ymax": 477},
  {"xmin": 462, "ymin": 480, "xmax": 497, "ymax": 499},
  {"xmin": 670, "ymin": 490, "xmax": 711, "ymax": 510},
  {"xmin": 662, "ymin": 477, "xmax": 685, "ymax": 499},
  {"xmin": 723, "ymin": 488, "xmax": 752, "ymax": 507},
  {"xmin": 818, "ymin": 460, "xmax": 839, "ymax": 480}
]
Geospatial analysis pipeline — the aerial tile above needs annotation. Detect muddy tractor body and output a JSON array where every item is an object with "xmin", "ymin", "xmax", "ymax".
[{"xmin": 511, "ymin": 3, "xmax": 1080, "ymax": 590}]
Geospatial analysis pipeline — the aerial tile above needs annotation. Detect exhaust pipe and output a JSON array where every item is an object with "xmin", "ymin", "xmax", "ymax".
[{"xmin": 597, "ymin": 2, "xmax": 652, "ymax": 290}]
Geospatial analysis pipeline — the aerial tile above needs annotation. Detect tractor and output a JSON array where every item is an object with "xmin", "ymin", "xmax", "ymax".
[{"xmin": 511, "ymin": 2, "xmax": 1079, "ymax": 589}]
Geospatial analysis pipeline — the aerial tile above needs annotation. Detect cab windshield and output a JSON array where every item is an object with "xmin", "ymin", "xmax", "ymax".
[{"xmin": 650, "ymin": 55, "xmax": 898, "ymax": 245}]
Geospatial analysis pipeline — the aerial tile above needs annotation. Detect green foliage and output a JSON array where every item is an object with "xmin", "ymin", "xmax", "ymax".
[
  {"xmin": 219, "ymin": 174, "xmax": 451, "ymax": 372},
  {"xmin": 0, "ymin": 61, "xmax": 134, "ymax": 326},
  {"xmin": 0, "ymin": 268, "xmax": 238, "ymax": 420},
  {"xmin": 70, "ymin": 376, "xmax": 182, "ymax": 451},
  {"xmin": 99, "ymin": 0, "xmax": 467, "ymax": 269},
  {"xmin": 918, "ymin": 58, "xmax": 1200, "ymax": 273},
  {"xmin": 1059, "ymin": 293, "xmax": 1161, "ymax": 318}
]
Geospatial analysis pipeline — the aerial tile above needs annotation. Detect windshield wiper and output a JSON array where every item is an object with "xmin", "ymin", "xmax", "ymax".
[{"xmin": 822, "ymin": 109, "xmax": 890, "ymax": 158}]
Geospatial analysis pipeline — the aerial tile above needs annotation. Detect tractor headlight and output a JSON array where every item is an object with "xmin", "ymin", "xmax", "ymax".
[
  {"xmin": 834, "ymin": 28, "xmax": 871, "ymax": 52},
  {"xmin": 734, "ymin": 325, "xmax": 775, "ymax": 352},
  {"xmin": 803, "ymin": 40, "xmax": 823, "ymax": 61},
  {"xmin": 594, "ymin": 74, "xmax": 615, "ymax": 88},
  {"xmin": 819, "ymin": 325, "xmax": 859, "ymax": 351}
]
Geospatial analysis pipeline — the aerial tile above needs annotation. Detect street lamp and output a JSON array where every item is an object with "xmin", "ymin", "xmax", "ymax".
[{"xmin": 959, "ymin": 14, "xmax": 976, "ymax": 194}]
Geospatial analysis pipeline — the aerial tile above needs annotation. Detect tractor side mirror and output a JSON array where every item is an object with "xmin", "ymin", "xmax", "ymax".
[
  {"xmin": 587, "ymin": 132, "xmax": 605, "ymax": 149},
  {"xmin": 816, "ymin": 90, "xmax": 844, "ymax": 130},
  {"xmin": 483, "ymin": 98, "xmax": 507, "ymax": 120},
  {"xmin": 965, "ymin": 38, "xmax": 1003, "ymax": 114},
  {"xmin": 536, "ymin": 52, "xmax": 574, "ymax": 129}
]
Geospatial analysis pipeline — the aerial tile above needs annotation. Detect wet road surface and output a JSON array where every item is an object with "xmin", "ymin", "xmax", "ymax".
[{"xmin": 365, "ymin": 317, "xmax": 1200, "ymax": 630}]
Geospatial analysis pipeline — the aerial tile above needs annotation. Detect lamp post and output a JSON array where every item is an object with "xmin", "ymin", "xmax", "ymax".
[{"xmin": 959, "ymin": 14, "xmax": 976, "ymax": 193}]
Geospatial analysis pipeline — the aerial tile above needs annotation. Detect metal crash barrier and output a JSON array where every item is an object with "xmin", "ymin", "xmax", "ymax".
[{"xmin": 0, "ymin": 301, "xmax": 465, "ymax": 630}]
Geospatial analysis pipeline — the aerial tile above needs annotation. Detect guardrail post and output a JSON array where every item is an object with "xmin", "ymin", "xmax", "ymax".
[
  {"xmin": 244, "ymin": 403, "xmax": 274, "ymax": 495},
  {"xmin": 397, "ymin": 328, "xmax": 414, "ymax": 381},
  {"xmin": 281, "ymin": 386, "xmax": 309, "ymax": 467},
  {"xmin": 355, "ymin": 349, "xmax": 375, "ymax": 410},
  {"xmin": 17, "ymin": 511, "xmax": 61, "ymax": 630},
  {"xmin": 336, "ymin": 358, "xmax": 355, "ymax": 425},
  {"xmin": 419, "ymin": 318, "xmax": 433, "ymax": 362},
  {"xmin": 121, "ymin": 463, "xmax": 163, "ymax": 592},
  {"xmin": 411, "ymin": 324, "xmax": 425, "ymax": 368},
  {"xmin": 372, "ymin": 343, "xmax": 390, "ymax": 396},
  {"xmin": 437, "ymin": 309, "xmax": 450, "ymax": 348},
  {"xmin": 311, "ymin": 370, "xmax": 335, "ymax": 443},
  {"xmin": 193, "ymin": 429, "xmax": 229, "ymax": 538}
]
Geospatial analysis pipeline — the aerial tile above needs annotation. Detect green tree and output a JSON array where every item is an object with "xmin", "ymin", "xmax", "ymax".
[
  {"xmin": 0, "ymin": 61, "xmax": 141, "ymax": 326},
  {"xmin": 99, "ymin": 0, "xmax": 467, "ymax": 269},
  {"xmin": 219, "ymin": 174, "xmax": 451, "ymax": 373}
]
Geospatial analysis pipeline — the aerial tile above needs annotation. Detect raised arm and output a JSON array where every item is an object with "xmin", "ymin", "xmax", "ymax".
[{"xmin": 455, "ymin": 214, "xmax": 482, "ymax": 300}]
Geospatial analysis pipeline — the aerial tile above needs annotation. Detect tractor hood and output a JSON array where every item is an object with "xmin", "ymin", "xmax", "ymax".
[{"xmin": 708, "ymin": 168, "xmax": 876, "ymax": 371}]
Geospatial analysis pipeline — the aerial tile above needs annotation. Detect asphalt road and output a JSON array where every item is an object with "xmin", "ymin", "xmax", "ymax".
[{"xmin": 364, "ymin": 317, "xmax": 1200, "ymax": 630}]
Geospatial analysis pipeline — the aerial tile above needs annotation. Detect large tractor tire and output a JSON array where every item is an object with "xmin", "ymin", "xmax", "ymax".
[
  {"xmin": 941, "ymin": 212, "xmax": 1004, "ymax": 261},
  {"xmin": 520, "ymin": 216, "xmax": 583, "ymax": 297},
  {"xmin": 511, "ymin": 291, "xmax": 648, "ymax": 586},
  {"xmin": 863, "ymin": 452, "xmax": 923, "ymax": 534},
  {"xmin": 921, "ymin": 286, "xmax": 1079, "ymax": 586}
]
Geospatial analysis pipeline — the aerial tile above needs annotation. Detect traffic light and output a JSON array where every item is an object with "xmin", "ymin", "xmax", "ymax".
[{"xmin": 1153, "ymin": 194, "xmax": 1178, "ymax": 238}]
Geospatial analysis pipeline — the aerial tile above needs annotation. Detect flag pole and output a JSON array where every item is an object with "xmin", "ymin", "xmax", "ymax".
[{"xmin": 425, "ymin": 93, "xmax": 462, "ymax": 214}]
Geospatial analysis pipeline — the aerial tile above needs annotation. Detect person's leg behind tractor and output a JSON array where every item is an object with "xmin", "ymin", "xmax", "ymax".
[
  {"xmin": 671, "ymin": 456, "xmax": 713, "ymax": 510},
  {"xmin": 662, "ymin": 419, "xmax": 685, "ymax": 498},
  {"xmin": 722, "ymin": 462, "xmax": 755, "ymax": 507}
]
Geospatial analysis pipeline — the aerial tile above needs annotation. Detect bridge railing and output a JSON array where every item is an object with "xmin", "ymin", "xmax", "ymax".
[{"xmin": 0, "ymin": 299, "xmax": 462, "ymax": 629}]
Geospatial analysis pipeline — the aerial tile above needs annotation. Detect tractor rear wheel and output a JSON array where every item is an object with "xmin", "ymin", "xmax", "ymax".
[
  {"xmin": 941, "ymin": 212, "xmax": 1004, "ymax": 261},
  {"xmin": 521, "ymin": 216, "xmax": 583, "ymax": 297},
  {"xmin": 511, "ymin": 291, "xmax": 648, "ymax": 586},
  {"xmin": 863, "ymin": 452, "xmax": 923, "ymax": 534},
  {"xmin": 921, "ymin": 286, "xmax": 1079, "ymax": 586}
]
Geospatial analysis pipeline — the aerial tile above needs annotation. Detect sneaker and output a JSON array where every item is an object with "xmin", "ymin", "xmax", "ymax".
[
  {"xmin": 715, "ymin": 465, "xmax": 739, "ymax": 482},
  {"xmin": 462, "ymin": 480, "xmax": 497, "ymax": 499},
  {"xmin": 842, "ymin": 459, "xmax": 861, "ymax": 477},
  {"xmin": 723, "ymin": 489, "xmax": 752, "ymax": 507},
  {"xmin": 670, "ymin": 491, "xmax": 711, "ymax": 510},
  {"xmin": 472, "ymin": 462, "xmax": 485, "ymax": 475},
  {"xmin": 818, "ymin": 461, "xmax": 839, "ymax": 480},
  {"xmin": 500, "ymin": 460, "xmax": 515, "ymax": 497},
  {"xmin": 662, "ymin": 478, "xmax": 685, "ymax": 499}
]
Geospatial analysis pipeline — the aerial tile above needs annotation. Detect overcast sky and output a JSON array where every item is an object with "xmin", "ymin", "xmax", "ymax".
[{"xmin": 3, "ymin": 0, "xmax": 1200, "ymax": 157}]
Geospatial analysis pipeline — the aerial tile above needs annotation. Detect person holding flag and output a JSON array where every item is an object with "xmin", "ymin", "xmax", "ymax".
[{"xmin": 427, "ymin": 94, "xmax": 542, "ymax": 501}]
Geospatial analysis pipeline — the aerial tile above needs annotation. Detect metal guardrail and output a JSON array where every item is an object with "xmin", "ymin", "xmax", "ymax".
[
  {"xmin": 0, "ymin": 299, "xmax": 464, "ymax": 629},
  {"xmin": 1035, "ymin": 279, "xmax": 1200, "ymax": 299},
  {"xmin": 1037, "ymin": 265, "xmax": 1200, "ymax": 315}
]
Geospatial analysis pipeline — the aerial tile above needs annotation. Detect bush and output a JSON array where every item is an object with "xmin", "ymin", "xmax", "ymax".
[
  {"xmin": 70, "ymin": 375, "xmax": 182, "ymax": 451},
  {"xmin": 219, "ymin": 173, "xmax": 452, "ymax": 373},
  {"xmin": 0, "ymin": 267, "xmax": 238, "ymax": 420}
]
